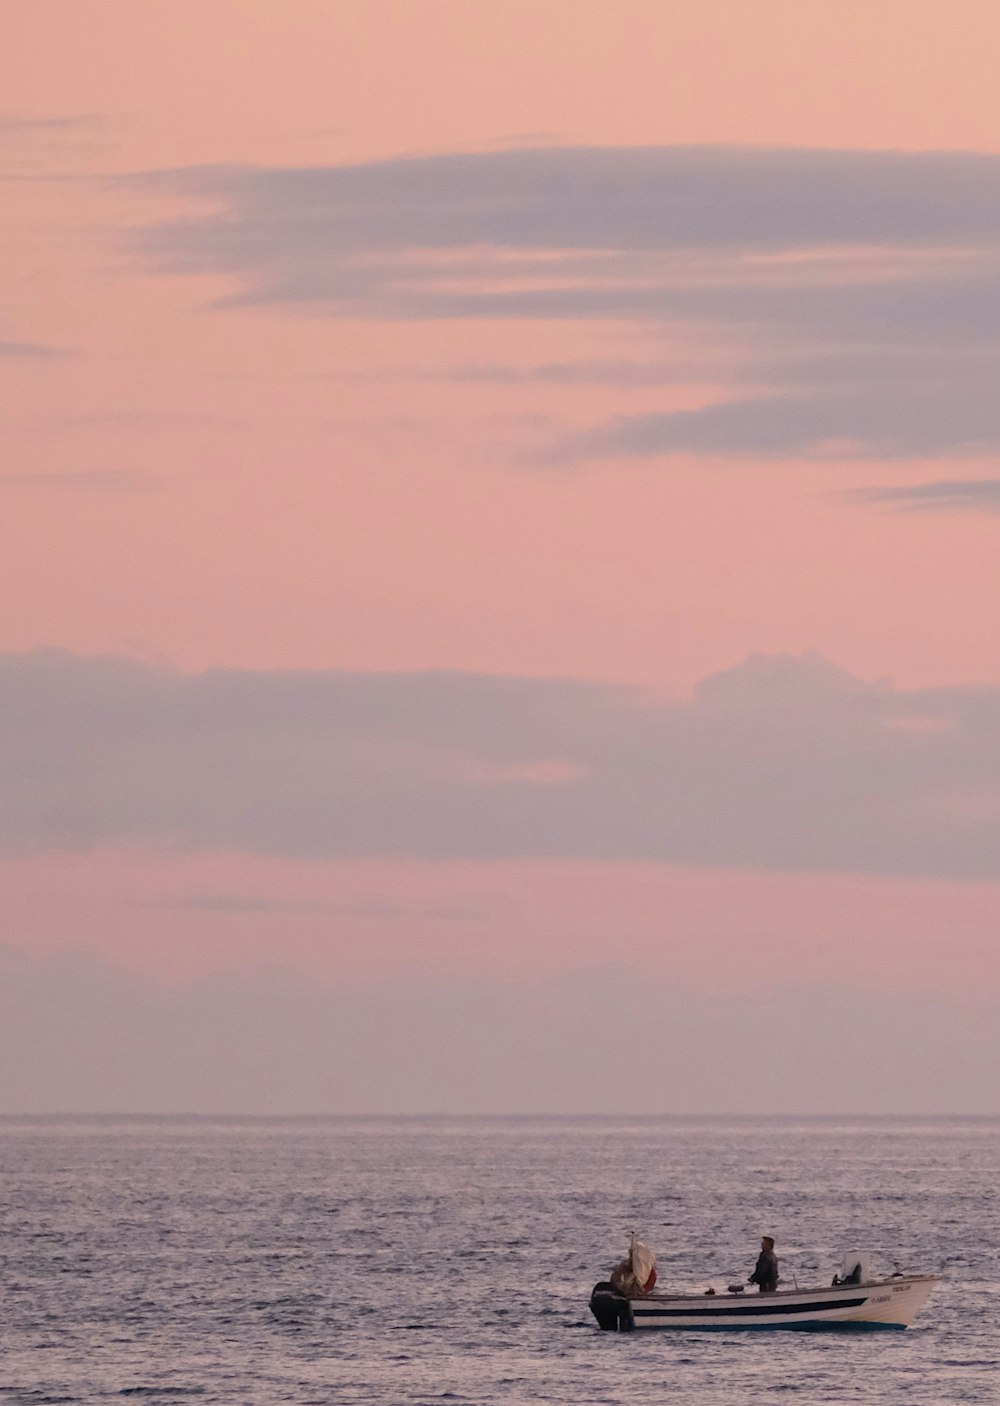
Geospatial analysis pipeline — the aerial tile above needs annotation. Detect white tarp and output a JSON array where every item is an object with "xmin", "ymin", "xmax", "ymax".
[
  {"xmin": 629, "ymin": 1234, "xmax": 656, "ymax": 1291},
  {"xmin": 610, "ymin": 1232, "xmax": 657, "ymax": 1297}
]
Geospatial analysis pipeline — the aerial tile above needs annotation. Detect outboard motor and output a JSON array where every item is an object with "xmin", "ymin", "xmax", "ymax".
[{"xmin": 589, "ymin": 1281, "xmax": 634, "ymax": 1331}]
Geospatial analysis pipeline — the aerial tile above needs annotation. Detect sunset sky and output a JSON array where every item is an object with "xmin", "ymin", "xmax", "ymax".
[{"xmin": 3, "ymin": 1, "xmax": 1000, "ymax": 1113}]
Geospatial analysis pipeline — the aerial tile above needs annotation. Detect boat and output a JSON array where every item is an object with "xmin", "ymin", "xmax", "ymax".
[{"xmin": 590, "ymin": 1242, "xmax": 938, "ymax": 1331}]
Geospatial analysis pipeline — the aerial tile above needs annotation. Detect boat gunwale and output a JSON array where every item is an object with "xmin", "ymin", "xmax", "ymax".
[{"xmin": 634, "ymin": 1272, "xmax": 938, "ymax": 1305}]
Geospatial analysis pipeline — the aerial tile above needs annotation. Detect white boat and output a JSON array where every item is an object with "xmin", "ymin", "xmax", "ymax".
[
  {"xmin": 590, "ymin": 1245, "xmax": 938, "ymax": 1331},
  {"xmin": 591, "ymin": 1274, "xmax": 937, "ymax": 1330}
]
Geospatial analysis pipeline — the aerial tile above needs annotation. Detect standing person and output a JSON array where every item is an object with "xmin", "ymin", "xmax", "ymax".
[{"xmin": 749, "ymin": 1236, "xmax": 779, "ymax": 1292}]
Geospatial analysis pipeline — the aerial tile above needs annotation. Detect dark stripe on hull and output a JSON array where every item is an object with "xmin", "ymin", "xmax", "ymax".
[
  {"xmin": 633, "ymin": 1319, "xmax": 907, "ymax": 1332},
  {"xmin": 633, "ymin": 1295, "xmax": 867, "ymax": 1319}
]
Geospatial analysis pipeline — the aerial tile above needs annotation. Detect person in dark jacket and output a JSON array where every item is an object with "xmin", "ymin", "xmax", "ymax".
[{"xmin": 749, "ymin": 1236, "xmax": 779, "ymax": 1292}]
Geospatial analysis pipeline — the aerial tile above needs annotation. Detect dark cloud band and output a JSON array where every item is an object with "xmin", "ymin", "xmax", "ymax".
[
  {"xmin": 132, "ymin": 146, "xmax": 1000, "ymax": 265},
  {"xmin": 4, "ymin": 648, "xmax": 1000, "ymax": 879}
]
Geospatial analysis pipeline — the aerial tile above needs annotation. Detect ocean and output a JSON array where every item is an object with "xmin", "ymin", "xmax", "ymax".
[{"xmin": 0, "ymin": 1116, "xmax": 996, "ymax": 1404}]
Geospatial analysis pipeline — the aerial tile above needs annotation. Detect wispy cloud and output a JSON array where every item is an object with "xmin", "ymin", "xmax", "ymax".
[
  {"xmin": 327, "ymin": 900, "xmax": 492, "ymax": 922},
  {"xmin": 137, "ymin": 892, "xmax": 488, "ymax": 919},
  {"xmin": 848, "ymin": 478, "xmax": 1000, "ymax": 513},
  {"xmin": 144, "ymin": 893, "xmax": 335, "ymax": 915},
  {"xmin": 547, "ymin": 378, "xmax": 1000, "ymax": 463},
  {"xmin": 130, "ymin": 146, "xmax": 1000, "ymax": 278},
  {"xmin": 0, "ymin": 340, "xmax": 67, "ymax": 359},
  {"xmin": 441, "ymin": 359, "xmax": 703, "ymax": 387},
  {"xmin": 4, "ymin": 648, "xmax": 1000, "ymax": 881},
  {"xmin": 0, "ymin": 114, "xmax": 107, "ymax": 136},
  {"xmin": 0, "ymin": 112, "xmax": 119, "ymax": 177},
  {"xmin": 125, "ymin": 145, "xmax": 1000, "ymax": 462}
]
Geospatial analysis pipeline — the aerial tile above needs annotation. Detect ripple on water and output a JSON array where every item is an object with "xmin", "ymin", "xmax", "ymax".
[{"xmin": 0, "ymin": 1117, "xmax": 996, "ymax": 1405}]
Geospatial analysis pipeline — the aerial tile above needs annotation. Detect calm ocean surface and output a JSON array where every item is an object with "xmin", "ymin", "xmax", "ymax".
[{"xmin": 0, "ymin": 1116, "xmax": 997, "ymax": 1405}]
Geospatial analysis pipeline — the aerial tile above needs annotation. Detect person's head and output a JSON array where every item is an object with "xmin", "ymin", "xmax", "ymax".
[{"xmin": 761, "ymin": 1236, "xmax": 775, "ymax": 1251}]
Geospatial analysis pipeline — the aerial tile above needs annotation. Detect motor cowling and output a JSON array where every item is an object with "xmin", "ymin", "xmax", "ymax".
[{"xmin": 589, "ymin": 1281, "xmax": 634, "ymax": 1331}]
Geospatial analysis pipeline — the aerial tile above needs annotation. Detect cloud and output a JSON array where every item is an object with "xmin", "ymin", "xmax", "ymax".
[
  {"xmin": 0, "ymin": 340, "xmax": 66, "ymax": 359},
  {"xmin": 0, "ymin": 114, "xmax": 106, "ymax": 137},
  {"xmin": 325, "ymin": 900, "xmax": 491, "ymax": 922},
  {"xmin": 125, "ymin": 145, "xmax": 1000, "ymax": 461},
  {"xmin": 4, "ymin": 648, "xmax": 1000, "ymax": 880},
  {"xmin": 144, "ymin": 893, "xmax": 335, "ymax": 915},
  {"xmin": 441, "ymin": 359, "xmax": 702, "ymax": 387},
  {"xmin": 848, "ymin": 478, "xmax": 1000, "ymax": 513},
  {"xmin": 0, "ymin": 112, "xmax": 118, "ymax": 177},
  {"xmin": 130, "ymin": 146, "xmax": 1000, "ymax": 275},
  {"xmin": 548, "ymin": 378, "xmax": 1000, "ymax": 462},
  {"xmin": 139, "ymin": 892, "xmax": 488, "ymax": 920}
]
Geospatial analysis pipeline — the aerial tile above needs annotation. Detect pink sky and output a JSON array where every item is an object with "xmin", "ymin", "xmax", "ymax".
[{"xmin": 2, "ymin": 2, "xmax": 1000, "ymax": 1112}]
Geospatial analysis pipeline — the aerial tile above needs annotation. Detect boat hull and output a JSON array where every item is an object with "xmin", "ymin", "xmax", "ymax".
[{"xmin": 591, "ymin": 1275, "xmax": 936, "ymax": 1331}]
